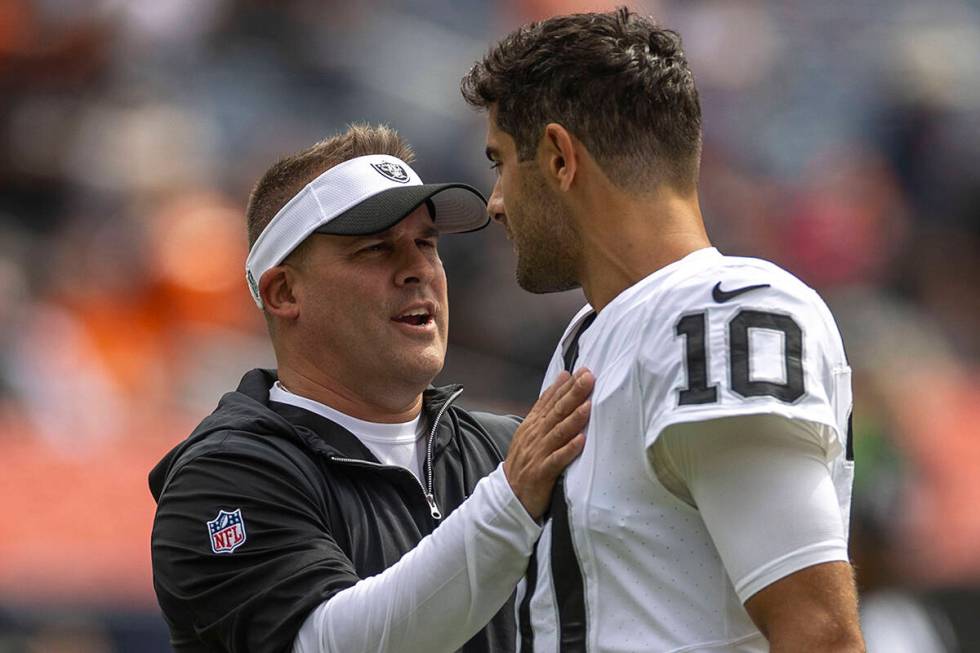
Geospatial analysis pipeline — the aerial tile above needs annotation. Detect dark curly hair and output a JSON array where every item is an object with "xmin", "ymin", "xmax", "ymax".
[{"xmin": 461, "ymin": 7, "xmax": 701, "ymax": 191}]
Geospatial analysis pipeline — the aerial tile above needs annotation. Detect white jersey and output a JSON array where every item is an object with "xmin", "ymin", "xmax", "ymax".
[{"xmin": 519, "ymin": 247, "xmax": 853, "ymax": 652}]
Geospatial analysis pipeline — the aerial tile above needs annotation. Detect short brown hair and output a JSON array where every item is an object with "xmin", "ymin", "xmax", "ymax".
[
  {"xmin": 245, "ymin": 124, "xmax": 415, "ymax": 248},
  {"xmin": 461, "ymin": 8, "xmax": 701, "ymax": 191}
]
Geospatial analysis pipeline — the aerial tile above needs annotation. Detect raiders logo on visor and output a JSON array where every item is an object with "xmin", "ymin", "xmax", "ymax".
[{"xmin": 370, "ymin": 161, "xmax": 410, "ymax": 183}]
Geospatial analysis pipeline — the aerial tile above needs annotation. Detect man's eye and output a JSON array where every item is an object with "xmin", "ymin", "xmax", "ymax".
[
  {"xmin": 360, "ymin": 243, "xmax": 387, "ymax": 253},
  {"xmin": 417, "ymin": 239, "xmax": 438, "ymax": 249},
  {"xmin": 489, "ymin": 162, "xmax": 501, "ymax": 172}
]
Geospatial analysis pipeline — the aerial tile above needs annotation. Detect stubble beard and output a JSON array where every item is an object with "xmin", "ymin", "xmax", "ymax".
[{"xmin": 512, "ymin": 173, "xmax": 581, "ymax": 294}]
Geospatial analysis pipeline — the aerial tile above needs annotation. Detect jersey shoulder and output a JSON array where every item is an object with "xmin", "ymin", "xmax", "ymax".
[
  {"xmin": 662, "ymin": 255, "xmax": 829, "ymax": 321},
  {"xmin": 635, "ymin": 253, "xmax": 851, "ymax": 453},
  {"xmin": 632, "ymin": 254, "xmax": 844, "ymax": 357}
]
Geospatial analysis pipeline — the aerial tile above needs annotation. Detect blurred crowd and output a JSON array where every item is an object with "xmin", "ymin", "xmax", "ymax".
[{"xmin": 1, "ymin": 0, "xmax": 978, "ymax": 650}]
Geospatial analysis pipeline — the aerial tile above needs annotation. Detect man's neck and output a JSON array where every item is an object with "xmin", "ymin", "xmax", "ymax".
[
  {"xmin": 575, "ymin": 188, "xmax": 710, "ymax": 312},
  {"xmin": 275, "ymin": 366, "xmax": 423, "ymax": 424}
]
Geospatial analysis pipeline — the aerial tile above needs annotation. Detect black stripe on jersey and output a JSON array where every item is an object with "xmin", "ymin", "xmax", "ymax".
[
  {"xmin": 846, "ymin": 411, "xmax": 854, "ymax": 462},
  {"xmin": 551, "ymin": 311, "xmax": 597, "ymax": 651},
  {"xmin": 518, "ymin": 312, "xmax": 596, "ymax": 652},
  {"xmin": 562, "ymin": 312, "xmax": 597, "ymax": 372},
  {"xmin": 551, "ymin": 480, "xmax": 587, "ymax": 651},
  {"xmin": 518, "ymin": 553, "xmax": 538, "ymax": 652}
]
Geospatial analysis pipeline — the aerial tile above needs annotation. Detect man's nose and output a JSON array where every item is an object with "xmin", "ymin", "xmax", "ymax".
[
  {"xmin": 487, "ymin": 181, "xmax": 506, "ymax": 223},
  {"xmin": 395, "ymin": 245, "xmax": 436, "ymax": 286}
]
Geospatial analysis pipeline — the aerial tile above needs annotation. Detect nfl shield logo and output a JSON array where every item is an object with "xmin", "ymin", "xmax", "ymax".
[
  {"xmin": 207, "ymin": 508, "xmax": 247, "ymax": 554},
  {"xmin": 370, "ymin": 161, "xmax": 410, "ymax": 183}
]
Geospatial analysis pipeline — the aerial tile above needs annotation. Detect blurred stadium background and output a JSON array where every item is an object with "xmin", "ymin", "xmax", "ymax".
[{"xmin": 0, "ymin": 0, "xmax": 978, "ymax": 650}]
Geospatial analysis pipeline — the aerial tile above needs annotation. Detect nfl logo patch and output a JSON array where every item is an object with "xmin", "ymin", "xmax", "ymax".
[{"xmin": 207, "ymin": 508, "xmax": 247, "ymax": 554}]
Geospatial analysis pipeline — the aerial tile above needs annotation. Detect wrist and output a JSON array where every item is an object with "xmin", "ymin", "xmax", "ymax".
[{"xmin": 493, "ymin": 463, "xmax": 545, "ymax": 531}]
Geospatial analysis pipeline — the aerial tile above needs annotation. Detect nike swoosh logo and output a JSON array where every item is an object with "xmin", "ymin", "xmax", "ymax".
[{"xmin": 712, "ymin": 282, "xmax": 771, "ymax": 303}]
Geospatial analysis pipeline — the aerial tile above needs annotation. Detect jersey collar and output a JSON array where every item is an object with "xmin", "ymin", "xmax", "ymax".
[{"xmin": 559, "ymin": 247, "xmax": 722, "ymax": 361}]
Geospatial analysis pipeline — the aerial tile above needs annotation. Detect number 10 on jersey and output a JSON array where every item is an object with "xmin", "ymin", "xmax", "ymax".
[{"xmin": 676, "ymin": 310, "xmax": 805, "ymax": 406}]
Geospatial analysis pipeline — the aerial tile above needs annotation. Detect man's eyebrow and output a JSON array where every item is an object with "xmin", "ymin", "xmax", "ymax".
[
  {"xmin": 348, "ymin": 233, "xmax": 383, "ymax": 242},
  {"xmin": 420, "ymin": 226, "xmax": 440, "ymax": 239}
]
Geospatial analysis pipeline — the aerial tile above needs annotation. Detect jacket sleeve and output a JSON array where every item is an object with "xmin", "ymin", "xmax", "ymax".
[{"xmin": 151, "ymin": 435, "xmax": 359, "ymax": 653}]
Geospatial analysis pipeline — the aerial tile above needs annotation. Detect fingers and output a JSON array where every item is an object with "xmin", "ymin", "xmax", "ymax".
[
  {"xmin": 551, "ymin": 369, "xmax": 593, "ymax": 419},
  {"xmin": 551, "ymin": 399, "xmax": 591, "ymax": 445},
  {"xmin": 540, "ymin": 368, "xmax": 593, "ymax": 432},
  {"xmin": 518, "ymin": 369, "xmax": 593, "ymax": 450},
  {"xmin": 529, "ymin": 369, "xmax": 589, "ymax": 421},
  {"xmin": 543, "ymin": 433, "xmax": 586, "ymax": 476},
  {"xmin": 503, "ymin": 368, "xmax": 594, "ymax": 519},
  {"xmin": 527, "ymin": 370, "xmax": 571, "ymax": 420}
]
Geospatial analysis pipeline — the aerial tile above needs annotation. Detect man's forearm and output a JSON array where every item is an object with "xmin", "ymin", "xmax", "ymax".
[
  {"xmin": 764, "ymin": 567, "xmax": 865, "ymax": 653},
  {"xmin": 293, "ymin": 464, "xmax": 540, "ymax": 653},
  {"xmin": 748, "ymin": 561, "xmax": 865, "ymax": 653},
  {"xmin": 767, "ymin": 618, "xmax": 865, "ymax": 653}
]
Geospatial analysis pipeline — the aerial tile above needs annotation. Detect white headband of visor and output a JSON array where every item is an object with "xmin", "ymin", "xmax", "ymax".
[{"xmin": 244, "ymin": 155, "xmax": 425, "ymax": 308}]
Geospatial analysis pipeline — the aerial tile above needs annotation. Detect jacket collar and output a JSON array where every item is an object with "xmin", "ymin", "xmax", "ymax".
[{"xmin": 236, "ymin": 369, "xmax": 463, "ymax": 462}]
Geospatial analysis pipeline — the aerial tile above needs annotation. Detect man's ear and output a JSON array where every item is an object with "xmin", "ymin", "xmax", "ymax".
[
  {"xmin": 259, "ymin": 266, "xmax": 300, "ymax": 320},
  {"xmin": 542, "ymin": 123, "xmax": 578, "ymax": 192}
]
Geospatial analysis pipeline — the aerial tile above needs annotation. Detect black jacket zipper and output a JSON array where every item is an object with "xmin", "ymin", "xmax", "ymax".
[{"xmin": 328, "ymin": 387, "xmax": 463, "ymax": 520}]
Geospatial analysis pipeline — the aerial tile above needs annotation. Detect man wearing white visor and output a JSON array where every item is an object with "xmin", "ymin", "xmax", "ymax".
[
  {"xmin": 149, "ymin": 124, "xmax": 594, "ymax": 653},
  {"xmin": 243, "ymin": 148, "xmax": 490, "ymax": 309}
]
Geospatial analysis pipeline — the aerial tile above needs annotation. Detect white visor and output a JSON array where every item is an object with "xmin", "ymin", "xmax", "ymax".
[{"xmin": 245, "ymin": 154, "xmax": 488, "ymax": 308}]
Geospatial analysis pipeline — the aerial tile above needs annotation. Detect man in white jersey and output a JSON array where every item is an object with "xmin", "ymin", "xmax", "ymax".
[{"xmin": 461, "ymin": 8, "xmax": 864, "ymax": 652}]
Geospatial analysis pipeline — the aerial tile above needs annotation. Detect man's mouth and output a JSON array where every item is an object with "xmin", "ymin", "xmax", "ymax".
[{"xmin": 392, "ymin": 309, "xmax": 434, "ymax": 327}]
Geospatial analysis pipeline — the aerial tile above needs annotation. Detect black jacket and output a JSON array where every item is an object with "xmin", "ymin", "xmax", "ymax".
[{"xmin": 149, "ymin": 369, "xmax": 521, "ymax": 653}]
